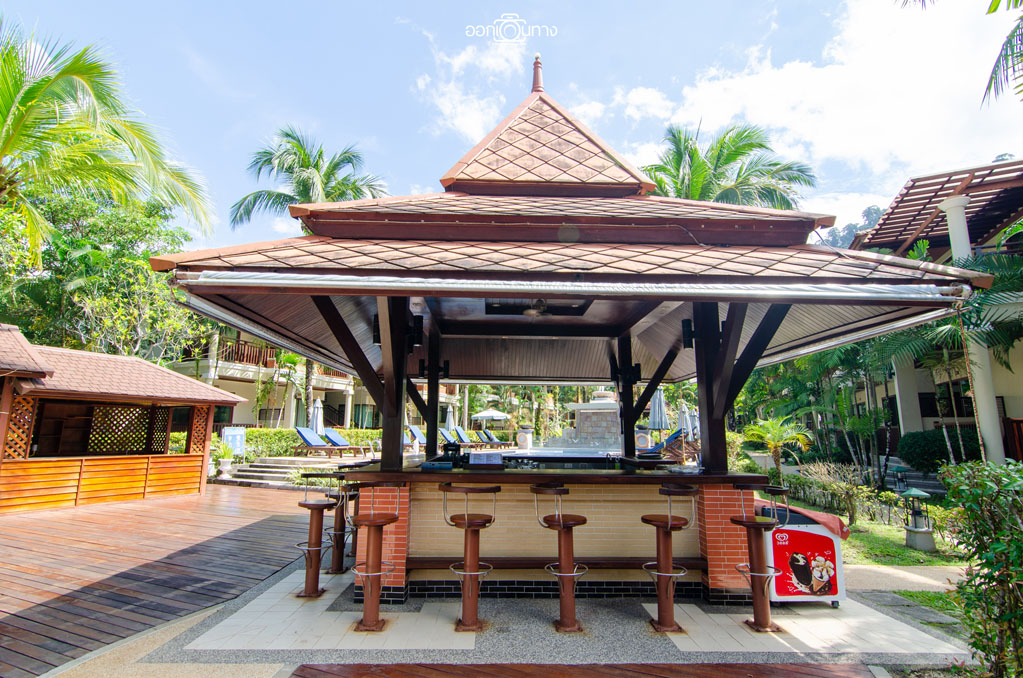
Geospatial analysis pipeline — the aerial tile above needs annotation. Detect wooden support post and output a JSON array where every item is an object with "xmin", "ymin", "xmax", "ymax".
[
  {"xmin": 693, "ymin": 302, "xmax": 727, "ymax": 475},
  {"xmin": 618, "ymin": 334, "xmax": 637, "ymax": 459},
  {"xmin": 426, "ymin": 328, "xmax": 441, "ymax": 457},
  {"xmin": 0, "ymin": 377, "xmax": 14, "ymax": 468},
  {"xmin": 378, "ymin": 296, "xmax": 410, "ymax": 471}
]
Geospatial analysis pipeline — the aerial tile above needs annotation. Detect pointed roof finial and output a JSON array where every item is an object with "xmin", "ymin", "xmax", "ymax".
[{"xmin": 531, "ymin": 53, "xmax": 544, "ymax": 93}]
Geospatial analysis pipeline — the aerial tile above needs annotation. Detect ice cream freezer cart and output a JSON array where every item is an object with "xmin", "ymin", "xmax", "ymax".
[{"xmin": 758, "ymin": 502, "xmax": 848, "ymax": 607}]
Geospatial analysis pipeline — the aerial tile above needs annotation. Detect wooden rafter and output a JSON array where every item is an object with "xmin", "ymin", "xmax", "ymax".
[{"xmin": 312, "ymin": 296, "xmax": 385, "ymax": 406}]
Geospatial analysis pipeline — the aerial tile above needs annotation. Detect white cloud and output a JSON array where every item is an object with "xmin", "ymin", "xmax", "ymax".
[
  {"xmin": 414, "ymin": 33, "xmax": 528, "ymax": 143},
  {"xmin": 409, "ymin": 183, "xmax": 435, "ymax": 194},
  {"xmin": 271, "ymin": 217, "xmax": 302, "ymax": 235},
  {"xmin": 667, "ymin": 1, "xmax": 1023, "ymax": 191},
  {"xmin": 800, "ymin": 191, "xmax": 893, "ymax": 232},
  {"xmin": 613, "ymin": 86, "xmax": 675, "ymax": 122},
  {"xmin": 570, "ymin": 100, "xmax": 607, "ymax": 126},
  {"xmin": 619, "ymin": 141, "xmax": 663, "ymax": 170}
]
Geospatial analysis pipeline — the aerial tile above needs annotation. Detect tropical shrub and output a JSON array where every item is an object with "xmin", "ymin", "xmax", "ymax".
[
  {"xmin": 941, "ymin": 461, "xmax": 1023, "ymax": 678},
  {"xmin": 801, "ymin": 462, "xmax": 871, "ymax": 525},
  {"xmin": 897, "ymin": 429, "xmax": 982, "ymax": 474}
]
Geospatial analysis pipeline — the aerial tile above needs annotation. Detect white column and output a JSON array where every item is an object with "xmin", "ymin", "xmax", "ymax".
[
  {"xmin": 939, "ymin": 195, "xmax": 1005, "ymax": 463},
  {"xmin": 462, "ymin": 387, "xmax": 469, "ymax": 429},
  {"xmin": 343, "ymin": 391, "xmax": 353, "ymax": 428},
  {"xmin": 892, "ymin": 357, "xmax": 924, "ymax": 433}
]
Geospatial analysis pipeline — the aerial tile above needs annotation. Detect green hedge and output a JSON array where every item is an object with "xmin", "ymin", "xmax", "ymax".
[
  {"xmin": 244, "ymin": 427, "xmax": 382, "ymax": 457},
  {"xmin": 897, "ymin": 428, "xmax": 982, "ymax": 474}
]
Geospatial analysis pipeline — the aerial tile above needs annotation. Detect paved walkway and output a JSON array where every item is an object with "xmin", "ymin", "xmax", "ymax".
[{"xmin": 845, "ymin": 565, "xmax": 962, "ymax": 592}]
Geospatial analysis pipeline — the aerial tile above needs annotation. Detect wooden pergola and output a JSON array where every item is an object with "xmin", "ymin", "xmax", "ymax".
[{"xmin": 152, "ymin": 59, "xmax": 991, "ymax": 475}]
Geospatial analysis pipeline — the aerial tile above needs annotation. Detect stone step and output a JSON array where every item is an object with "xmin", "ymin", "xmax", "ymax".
[
  {"xmin": 210, "ymin": 477, "xmax": 305, "ymax": 491},
  {"xmin": 230, "ymin": 470, "xmax": 296, "ymax": 481},
  {"xmin": 251, "ymin": 456, "xmax": 357, "ymax": 467}
]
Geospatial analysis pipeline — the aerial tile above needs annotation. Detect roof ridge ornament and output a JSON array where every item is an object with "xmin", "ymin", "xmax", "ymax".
[{"xmin": 531, "ymin": 53, "xmax": 544, "ymax": 93}]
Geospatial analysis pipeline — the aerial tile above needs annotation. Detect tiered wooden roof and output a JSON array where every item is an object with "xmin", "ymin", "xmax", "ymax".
[
  {"xmin": 852, "ymin": 159, "xmax": 1023, "ymax": 254},
  {"xmin": 0, "ymin": 324, "xmax": 52, "ymax": 378},
  {"xmin": 153, "ymin": 58, "xmax": 986, "ymax": 385}
]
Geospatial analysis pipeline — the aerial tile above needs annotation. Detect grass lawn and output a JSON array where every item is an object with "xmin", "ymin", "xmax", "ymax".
[
  {"xmin": 895, "ymin": 590, "xmax": 961, "ymax": 618},
  {"xmin": 772, "ymin": 494, "xmax": 968, "ymax": 567}
]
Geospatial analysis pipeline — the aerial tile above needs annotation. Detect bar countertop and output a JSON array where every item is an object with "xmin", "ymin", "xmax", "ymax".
[{"xmin": 340, "ymin": 462, "xmax": 768, "ymax": 486}]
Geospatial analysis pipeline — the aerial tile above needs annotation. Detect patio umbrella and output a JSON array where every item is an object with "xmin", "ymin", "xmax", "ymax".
[
  {"xmin": 471, "ymin": 408, "xmax": 511, "ymax": 422},
  {"xmin": 681, "ymin": 402, "xmax": 695, "ymax": 442},
  {"xmin": 311, "ymin": 398, "xmax": 325, "ymax": 436},
  {"xmin": 647, "ymin": 388, "xmax": 670, "ymax": 431},
  {"xmin": 445, "ymin": 405, "xmax": 456, "ymax": 430}
]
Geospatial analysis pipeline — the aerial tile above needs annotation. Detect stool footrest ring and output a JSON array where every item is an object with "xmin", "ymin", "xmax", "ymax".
[
  {"xmin": 735, "ymin": 563, "xmax": 782, "ymax": 594},
  {"xmin": 351, "ymin": 561, "xmax": 397, "ymax": 579},
  {"xmin": 641, "ymin": 561, "xmax": 688, "ymax": 579},
  {"xmin": 448, "ymin": 561, "xmax": 494, "ymax": 579},
  {"xmin": 543, "ymin": 562, "xmax": 589, "ymax": 579},
  {"xmin": 296, "ymin": 541, "xmax": 332, "ymax": 554}
]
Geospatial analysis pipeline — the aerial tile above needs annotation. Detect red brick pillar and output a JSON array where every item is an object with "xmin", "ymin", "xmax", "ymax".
[
  {"xmin": 697, "ymin": 485, "xmax": 754, "ymax": 602},
  {"xmin": 354, "ymin": 485, "xmax": 410, "ymax": 595}
]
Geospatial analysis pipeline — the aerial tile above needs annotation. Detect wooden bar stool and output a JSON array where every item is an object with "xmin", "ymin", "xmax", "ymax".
[
  {"xmin": 438, "ymin": 482, "xmax": 501, "ymax": 632},
  {"xmin": 731, "ymin": 483, "xmax": 790, "ymax": 632},
  {"xmin": 296, "ymin": 474, "xmax": 339, "ymax": 598},
  {"xmin": 531, "ymin": 482, "xmax": 588, "ymax": 633},
  {"xmin": 641, "ymin": 482, "xmax": 698, "ymax": 632},
  {"xmin": 324, "ymin": 475, "xmax": 356, "ymax": 574},
  {"xmin": 349, "ymin": 481, "xmax": 404, "ymax": 632}
]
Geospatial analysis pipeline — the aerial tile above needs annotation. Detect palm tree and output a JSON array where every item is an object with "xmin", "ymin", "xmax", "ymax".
[
  {"xmin": 229, "ymin": 126, "xmax": 385, "ymax": 229},
  {"xmin": 643, "ymin": 123, "xmax": 816, "ymax": 209},
  {"xmin": 231, "ymin": 126, "xmax": 386, "ymax": 424},
  {"xmin": 0, "ymin": 20, "xmax": 211, "ymax": 259},
  {"xmin": 742, "ymin": 417, "xmax": 814, "ymax": 478}
]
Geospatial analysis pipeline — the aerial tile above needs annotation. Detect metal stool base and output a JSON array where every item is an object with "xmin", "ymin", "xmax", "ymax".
[
  {"xmin": 543, "ymin": 562, "xmax": 588, "ymax": 633},
  {"xmin": 650, "ymin": 618, "xmax": 684, "ymax": 634},
  {"xmin": 354, "ymin": 618, "xmax": 388, "ymax": 632},
  {"xmin": 324, "ymin": 526, "xmax": 356, "ymax": 574},
  {"xmin": 744, "ymin": 618, "xmax": 782, "ymax": 633}
]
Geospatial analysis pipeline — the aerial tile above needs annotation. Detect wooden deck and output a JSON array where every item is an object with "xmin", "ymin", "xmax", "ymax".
[
  {"xmin": 0, "ymin": 484, "xmax": 307, "ymax": 678},
  {"xmin": 293, "ymin": 664, "xmax": 877, "ymax": 678}
]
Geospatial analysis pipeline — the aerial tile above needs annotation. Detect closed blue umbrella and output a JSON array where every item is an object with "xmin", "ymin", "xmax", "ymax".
[
  {"xmin": 648, "ymin": 388, "xmax": 670, "ymax": 430},
  {"xmin": 311, "ymin": 398, "xmax": 325, "ymax": 436}
]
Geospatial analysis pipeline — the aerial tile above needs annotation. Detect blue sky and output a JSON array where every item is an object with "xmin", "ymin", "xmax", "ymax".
[{"xmin": 10, "ymin": 2, "xmax": 1023, "ymax": 249}]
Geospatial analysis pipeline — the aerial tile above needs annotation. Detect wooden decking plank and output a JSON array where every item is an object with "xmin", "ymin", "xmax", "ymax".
[{"xmin": 0, "ymin": 485, "xmax": 308, "ymax": 677}]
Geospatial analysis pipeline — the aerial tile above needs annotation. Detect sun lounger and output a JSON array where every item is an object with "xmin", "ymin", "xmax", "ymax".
[
  {"xmin": 322, "ymin": 428, "xmax": 371, "ymax": 457},
  {"xmin": 453, "ymin": 426, "xmax": 486, "ymax": 448},
  {"xmin": 471, "ymin": 430, "xmax": 505, "ymax": 448},
  {"xmin": 295, "ymin": 427, "xmax": 347, "ymax": 457},
  {"xmin": 481, "ymin": 429, "xmax": 513, "ymax": 448}
]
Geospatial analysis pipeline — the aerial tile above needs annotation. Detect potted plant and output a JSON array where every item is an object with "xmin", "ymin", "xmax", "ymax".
[{"xmin": 210, "ymin": 440, "xmax": 235, "ymax": 478}]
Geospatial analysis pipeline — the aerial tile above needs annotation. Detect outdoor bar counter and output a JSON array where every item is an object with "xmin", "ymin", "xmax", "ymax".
[{"xmin": 344, "ymin": 462, "xmax": 769, "ymax": 603}]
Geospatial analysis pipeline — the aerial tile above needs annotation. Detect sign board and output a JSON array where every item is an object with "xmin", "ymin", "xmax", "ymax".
[
  {"xmin": 765, "ymin": 524, "xmax": 845, "ymax": 603},
  {"xmin": 221, "ymin": 427, "xmax": 247, "ymax": 459}
]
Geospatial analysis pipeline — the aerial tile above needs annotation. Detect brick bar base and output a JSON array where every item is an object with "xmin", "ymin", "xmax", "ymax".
[
  {"xmin": 353, "ymin": 486, "xmax": 410, "ymax": 588},
  {"xmin": 697, "ymin": 485, "xmax": 753, "ymax": 593},
  {"xmin": 356, "ymin": 580, "xmax": 706, "ymax": 601}
]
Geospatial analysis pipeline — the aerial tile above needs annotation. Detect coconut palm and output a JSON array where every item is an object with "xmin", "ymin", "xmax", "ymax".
[
  {"xmin": 0, "ymin": 20, "xmax": 211, "ymax": 259},
  {"xmin": 742, "ymin": 417, "xmax": 814, "ymax": 478},
  {"xmin": 231, "ymin": 126, "xmax": 386, "ymax": 424},
  {"xmin": 229, "ymin": 126, "xmax": 385, "ymax": 229},
  {"xmin": 643, "ymin": 123, "xmax": 816, "ymax": 209}
]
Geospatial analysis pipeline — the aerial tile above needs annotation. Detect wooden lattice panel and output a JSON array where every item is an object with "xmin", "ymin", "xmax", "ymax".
[
  {"xmin": 88, "ymin": 406, "xmax": 148, "ymax": 455},
  {"xmin": 3, "ymin": 396, "xmax": 35, "ymax": 460},
  {"xmin": 188, "ymin": 406, "xmax": 211, "ymax": 455},
  {"xmin": 150, "ymin": 407, "xmax": 171, "ymax": 453}
]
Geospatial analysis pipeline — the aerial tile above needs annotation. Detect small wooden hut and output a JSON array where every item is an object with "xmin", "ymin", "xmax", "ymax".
[{"xmin": 0, "ymin": 324, "xmax": 244, "ymax": 513}]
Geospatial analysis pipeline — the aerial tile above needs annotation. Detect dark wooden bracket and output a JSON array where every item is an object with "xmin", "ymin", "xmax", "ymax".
[{"xmin": 312, "ymin": 296, "xmax": 385, "ymax": 407}]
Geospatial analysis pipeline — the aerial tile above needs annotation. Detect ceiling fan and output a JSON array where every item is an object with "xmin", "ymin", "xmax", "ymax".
[{"xmin": 522, "ymin": 299, "xmax": 551, "ymax": 318}]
